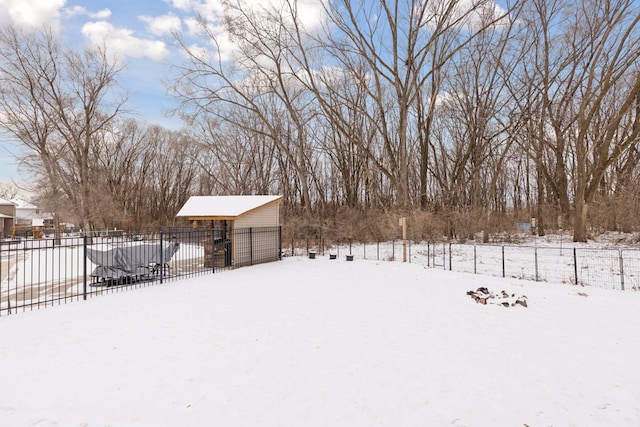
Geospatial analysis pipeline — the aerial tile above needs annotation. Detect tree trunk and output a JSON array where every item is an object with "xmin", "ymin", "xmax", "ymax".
[
  {"xmin": 555, "ymin": 143, "xmax": 571, "ymax": 222},
  {"xmin": 573, "ymin": 200, "xmax": 588, "ymax": 242},
  {"xmin": 536, "ymin": 147, "xmax": 545, "ymax": 236}
]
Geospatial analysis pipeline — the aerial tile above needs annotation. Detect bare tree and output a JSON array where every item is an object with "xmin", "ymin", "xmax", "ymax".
[
  {"xmin": 189, "ymin": 111, "xmax": 278, "ymax": 196},
  {"xmin": 0, "ymin": 25, "xmax": 127, "ymax": 231},
  {"xmin": 0, "ymin": 182, "xmax": 20, "ymax": 199},
  {"xmin": 430, "ymin": 6, "xmax": 520, "ymax": 239},
  {"xmin": 138, "ymin": 126, "xmax": 199, "ymax": 225},
  {"xmin": 315, "ymin": 0, "xmax": 513, "ymax": 208},
  {"xmin": 511, "ymin": 0, "xmax": 577, "ymax": 234},
  {"xmin": 91, "ymin": 118, "xmax": 155, "ymax": 228},
  {"xmin": 171, "ymin": 2, "xmax": 320, "ymax": 212},
  {"xmin": 569, "ymin": 1, "xmax": 640, "ymax": 241}
]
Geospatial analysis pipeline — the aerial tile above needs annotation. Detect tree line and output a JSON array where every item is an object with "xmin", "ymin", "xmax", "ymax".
[{"xmin": 1, "ymin": 0, "xmax": 640, "ymax": 242}]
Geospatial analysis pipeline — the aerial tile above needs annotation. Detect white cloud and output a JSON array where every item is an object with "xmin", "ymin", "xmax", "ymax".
[
  {"xmin": 296, "ymin": 0, "xmax": 326, "ymax": 32},
  {"xmin": 182, "ymin": 17, "xmax": 237, "ymax": 62},
  {"xmin": 164, "ymin": 0, "xmax": 196, "ymax": 12},
  {"xmin": 63, "ymin": 6, "xmax": 111, "ymax": 19},
  {"xmin": 167, "ymin": 0, "xmax": 325, "ymax": 31},
  {"xmin": 63, "ymin": 5, "xmax": 87, "ymax": 18},
  {"xmin": 183, "ymin": 16, "xmax": 207, "ymax": 37},
  {"xmin": 0, "ymin": 0, "xmax": 66, "ymax": 31},
  {"xmin": 81, "ymin": 21, "xmax": 170, "ymax": 62},
  {"xmin": 90, "ymin": 8, "xmax": 112, "ymax": 19},
  {"xmin": 168, "ymin": 0, "xmax": 328, "ymax": 69},
  {"xmin": 181, "ymin": 22, "xmax": 236, "ymax": 63},
  {"xmin": 422, "ymin": 0, "xmax": 509, "ymax": 31},
  {"xmin": 182, "ymin": 42, "xmax": 211, "ymax": 62},
  {"xmin": 193, "ymin": 0, "xmax": 225, "ymax": 21},
  {"xmin": 254, "ymin": 0, "xmax": 326, "ymax": 31},
  {"xmin": 140, "ymin": 13, "xmax": 182, "ymax": 36}
]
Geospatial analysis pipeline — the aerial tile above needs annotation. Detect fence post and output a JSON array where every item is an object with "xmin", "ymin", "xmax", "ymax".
[
  {"xmin": 573, "ymin": 247, "xmax": 578, "ymax": 285},
  {"xmin": 427, "ymin": 242, "xmax": 430, "ymax": 267},
  {"xmin": 0, "ymin": 243, "xmax": 2, "ymax": 313},
  {"xmin": 534, "ymin": 247, "xmax": 539, "ymax": 282},
  {"xmin": 449, "ymin": 243, "xmax": 452, "ymax": 271},
  {"xmin": 502, "ymin": 246, "xmax": 505, "ymax": 278},
  {"xmin": 83, "ymin": 235, "xmax": 88, "ymax": 300},
  {"xmin": 212, "ymin": 230, "xmax": 216, "ymax": 274},
  {"xmin": 249, "ymin": 228, "xmax": 253, "ymax": 266},
  {"xmin": 442, "ymin": 243, "xmax": 446, "ymax": 270},
  {"xmin": 278, "ymin": 227, "xmax": 282, "ymax": 260},
  {"xmin": 474, "ymin": 244, "xmax": 477, "ymax": 274},
  {"xmin": 392, "ymin": 239, "xmax": 395, "ymax": 260},
  {"xmin": 364, "ymin": 242, "xmax": 367, "ymax": 259},
  {"xmin": 160, "ymin": 231, "xmax": 164, "ymax": 284},
  {"xmin": 619, "ymin": 250, "xmax": 625, "ymax": 291},
  {"xmin": 377, "ymin": 241, "xmax": 379, "ymax": 260},
  {"xmin": 409, "ymin": 240, "xmax": 412, "ymax": 263}
]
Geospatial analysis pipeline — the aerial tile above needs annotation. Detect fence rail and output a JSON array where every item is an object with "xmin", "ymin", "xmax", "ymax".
[
  {"xmin": 1, "ymin": 226, "xmax": 281, "ymax": 316},
  {"xmin": 424, "ymin": 242, "xmax": 640, "ymax": 291},
  {"xmin": 287, "ymin": 237, "xmax": 640, "ymax": 291},
  {"xmin": 4, "ymin": 231, "xmax": 634, "ymax": 317}
]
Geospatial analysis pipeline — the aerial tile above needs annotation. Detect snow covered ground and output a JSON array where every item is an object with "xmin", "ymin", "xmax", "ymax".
[{"xmin": 0, "ymin": 256, "xmax": 639, "ymax": 426}]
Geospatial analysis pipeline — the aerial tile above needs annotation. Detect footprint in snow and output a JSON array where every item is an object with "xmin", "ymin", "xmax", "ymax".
[
  {"xmin": 0, "ymin": 407, "xmax": 16, "ymax": 416},
  {"xmin": 32, "ymin": 419, "xmax": 59, "ymax": 427}
]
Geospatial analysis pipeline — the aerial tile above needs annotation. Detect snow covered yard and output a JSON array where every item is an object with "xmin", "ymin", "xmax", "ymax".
[{"xmin": 0, "ymin": 256, "xmax": 639, "ymax": 427}]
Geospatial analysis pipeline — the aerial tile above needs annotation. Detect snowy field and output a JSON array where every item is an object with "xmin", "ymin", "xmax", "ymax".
[{"xmin": 0, "ymin": 256, "xmax": 639, "ymax": 426}]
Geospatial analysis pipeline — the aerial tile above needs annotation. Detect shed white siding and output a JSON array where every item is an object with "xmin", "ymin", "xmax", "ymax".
[{"xmin": 234, "ymin": 202, "xmax": 279, "ymax": 228}]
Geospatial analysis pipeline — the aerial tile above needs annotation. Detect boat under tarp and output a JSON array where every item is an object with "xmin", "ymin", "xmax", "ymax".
[{"xmin": 87, "ymin": 242, "xmax": 180, "ymax": 286}]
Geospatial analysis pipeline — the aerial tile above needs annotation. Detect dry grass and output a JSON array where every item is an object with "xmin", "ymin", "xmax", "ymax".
[{"xmin": 280, "ymin": 200, "xmax": 640, "ymax": 245}]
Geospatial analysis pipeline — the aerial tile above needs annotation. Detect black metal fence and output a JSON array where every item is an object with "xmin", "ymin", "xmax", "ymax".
[
  {"xmin": 420, "ymin": 242, "xmax": 640, "ymax": 291},
  {"xmin": 0, "ymin": 226, "xmax": 282, "ymax": 316},
  {"xmin": 286, "ymin": 236, "xmax": 640, "ymax": 291}
]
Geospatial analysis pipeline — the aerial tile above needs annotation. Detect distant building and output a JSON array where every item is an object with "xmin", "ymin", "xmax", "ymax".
[
  {"xmin": 10, "ymin": 199, "xmax": 54, "ymax": 228},
  {"xmin": 0, "ymin": 198, "xmax": 16, "ymax": 238}
]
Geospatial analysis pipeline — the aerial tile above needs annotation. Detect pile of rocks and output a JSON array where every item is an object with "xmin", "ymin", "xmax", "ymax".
[{"xmin": 467, "ymin": 287, "xmax": 528, "ymax": 308}]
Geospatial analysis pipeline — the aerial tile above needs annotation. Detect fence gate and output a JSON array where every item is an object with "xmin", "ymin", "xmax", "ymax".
[{"xmin": 431, "ymin": 242, "xmax": 447, "ymax": 269}]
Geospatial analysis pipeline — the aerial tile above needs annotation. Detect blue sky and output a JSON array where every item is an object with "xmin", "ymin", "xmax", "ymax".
[
  {"xmin": 0, "ymin": 0, "xmax": 331, "ymax": 182},
  {"xmin": 0, "ymin": 0, "xmax": 504, "ymax": 183},
  {"xmin": 0, "ymin": 0, "xmax": 210, "ymax": 181}
]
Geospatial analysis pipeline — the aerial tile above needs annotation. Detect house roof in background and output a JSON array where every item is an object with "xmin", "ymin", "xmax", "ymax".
[
  {"xmin": 15, "ymin": 211, "xmax": 54, "ymax": 221},
  {"xmin": 10, "ymin": 199, "xmax": 37, "ymax": 209},
  {"xmin": 0, "ymin": 198, "xmax": 15, "ymax": 206},
  {"xmin": 176, "ymin": 195, "xmax": 283, "ymax": 219}
]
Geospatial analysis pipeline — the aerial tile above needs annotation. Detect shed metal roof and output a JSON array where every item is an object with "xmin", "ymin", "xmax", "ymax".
[{"xmin": 176, "ymin": 195, "xmax": 282, "ymax": 219}]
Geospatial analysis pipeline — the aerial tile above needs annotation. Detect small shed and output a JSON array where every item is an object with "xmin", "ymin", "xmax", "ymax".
[{"xmin": 176, "ymin": 195, "xmax": 283, "ymax": 269}]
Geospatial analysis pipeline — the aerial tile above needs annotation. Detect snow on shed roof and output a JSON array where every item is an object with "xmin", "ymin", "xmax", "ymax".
[
  {"xmin": 176, "ymin": 195, "xmax": 282, "ymax": 219},
  {"xmin": 0, "ymin": 198, "xmax": 15, "ymax": 206}
]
